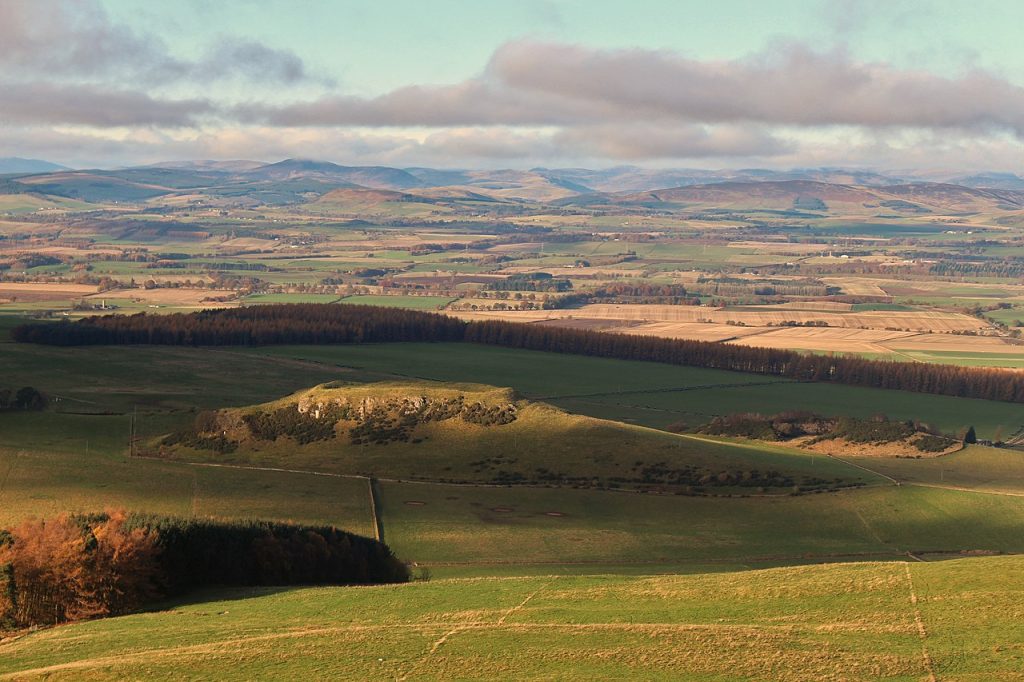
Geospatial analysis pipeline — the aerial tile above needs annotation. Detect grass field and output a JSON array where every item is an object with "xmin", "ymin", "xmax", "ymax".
[
  {"xmin": 0, "ymin": 447, "xmax": 374, "ymax": 533},
  {"xmin": 6, "ymin": 337, "xmax": 1011, "ymax": 447},
  {"xmin": 5, "ymin": 439, "xmax": 1024, "ymax": 573},
  {"xmin": 4, "ymin": 335, "xmax": 1024, "ymax": 679},
  {"xmin": 848, "ymin": 444, "xmax": 1024, "ymax": 493},
  {"xmin": 338, "ymin": 295, "xmax": 457, "ymax": 310},
  {"xmin": 251, "ymin": 343, "xmax": 1024, "ymax": 438},
  {"xmin": 0, "ymin": 193, "xmax": 97, "ymax": 213},
  {"xmin": 889, "ymin": 349, "xmax": 1024, "ymax": 368},
  {"xmin": 242, "ymin": 293, "xmax": 342, "ymax": 304},
  {"xmin": 379, "ymin": 481, "xmax": 1024, "ymax": 571},
  {"xmin": 0, "ymin": 343, "xmax": 356, "ymax": 453},
  {"xmin": 984, "ymin": 306, "xmax": 1024, "ymax": 326},
  {"xmin": 2, "ymin": 556, "xmax": 1022, "ymax": 679}
]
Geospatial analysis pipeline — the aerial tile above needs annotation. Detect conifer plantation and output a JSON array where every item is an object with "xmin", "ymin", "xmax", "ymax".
[
  {"xmin": 0, "ymin": 511, "xmax": 408, "ymax": 629},
  {"xmin": 14, "ymin": 304, "xmax": 1024, "ymax": 403}
]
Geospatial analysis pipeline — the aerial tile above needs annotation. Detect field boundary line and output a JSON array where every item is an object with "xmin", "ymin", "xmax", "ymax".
[
  {"xmin": 853, "ymin": 508, "xmax": 886, "ymax": 546},
  {"xmin": 397, "ymin": 625, "xmax": 470, "ymax": 682},
  {"xmin": 189, "ymin": 471, "xmax": 199, "ymax": 517},
  {"xmin": 906, "ymin": 482, "xmax": 1024, "ymax": 498},
  {"xmin": 368, "ymin": 477, "xmax": 384, "ymax": 542},
  {"xmin": 132, "ymin": 456, "xmax": 369, "ymax": 481},
  {"xmin": 424, "ymin": 549, "xmax": 916, "ymax": 567},
  {"xmin": 811, "ymin": 454, "xmax": 1024, "ymax": 497},
  {"xmin": 132, "ymin": 454, "xmax": 882, "ymax": 499},
  {"xmin": 904, "ymin": 563, "xmax": 938, "ymax": 682},
  {"xmin": 398, "ymin": 576, "xmax": 561, "ymax": 681},
  {"xmin": 497, "ymin": 576, "xmax": 559, "ymax": 625},
  {"xmin": 534, "ymin": 379, "xmax": 797, "ymax": 401},
  {"xmin": 824, "ymin": 453, "xmax": 900, "ymax": 485},
  {"xmin": 0, "ymin": 620, "xmax": 837, "ymax": 680}
]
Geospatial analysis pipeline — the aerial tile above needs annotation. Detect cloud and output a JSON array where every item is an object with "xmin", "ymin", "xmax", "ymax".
[
  {"xmin": 0, "ymin": 0, "xmax": 313, "ymax": 85},
  {"xmin": 233, "ymin": 81, "xmax": 610, "ymax": 127},
  {"xmin": 552, "ymin": 125, "xmax": 794, "ymax": 160},
  {"xmin": 0, "ymin": 83, "xmax": 213, "ymax": 127},
  {"xmin": 0, "ymin": 0, "xmax": 164, "ymax": 78},
  {"xmin": 487, "ymin": 41, "xmax": 1024, "ymax": 134},
  {"xmin": 238, "ymin": 40, "xmax": 1024, "ymax": 137},
  {"xmin": 199, "ymin": 39, "xmax": 313, "ymax": 85},
  {"xmin": 2, "ymin": 19, "xmax": 1024, "ymax": 167}
]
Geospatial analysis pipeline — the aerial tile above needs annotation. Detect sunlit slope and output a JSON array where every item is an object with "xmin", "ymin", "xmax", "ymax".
[
  {"xmin": 2, "ymin": 556, "xmax": 1021, "ymax": 680},
  {"xmin": 155, "ymin": 381, "xmax": 876, "ymax": 493}
]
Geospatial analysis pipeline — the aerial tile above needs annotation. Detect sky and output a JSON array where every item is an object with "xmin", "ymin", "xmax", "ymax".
[{"xmin": 2, "ymin": 0, "xmax": 1024, "ymax": 170}]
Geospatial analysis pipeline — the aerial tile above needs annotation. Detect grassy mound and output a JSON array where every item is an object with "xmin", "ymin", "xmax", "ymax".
[{"xmin": 155, "ymin": 381, "xmax": 877, "ymax": 494}]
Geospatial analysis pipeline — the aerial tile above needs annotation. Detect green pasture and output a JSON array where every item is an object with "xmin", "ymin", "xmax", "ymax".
[{"xmin": 1, "ymin": 556, "xmax": 1022, "ymax": 679}]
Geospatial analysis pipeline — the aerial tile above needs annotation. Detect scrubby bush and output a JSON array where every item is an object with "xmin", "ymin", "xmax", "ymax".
[
  {"xmin": 915, "ymin": 435, "xmax": 953, "ymax": 452},
  {"xmin": 165, "ymin": 392, "xmax": 520, "ymax": 452},
  {"xmin": 242, "ymin": 403, "xmax": 345, "ymax": 444},
  {"xmin": 700, "ymin": 411, "xmax": 954, "ymax": 453}
]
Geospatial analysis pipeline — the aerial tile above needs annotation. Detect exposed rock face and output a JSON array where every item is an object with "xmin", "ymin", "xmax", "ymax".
[{"xmin": 166, "ymin": 388, "xmax": 520, "ymax": 450}]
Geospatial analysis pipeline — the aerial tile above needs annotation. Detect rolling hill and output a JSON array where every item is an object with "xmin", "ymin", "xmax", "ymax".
[
  {"xmin": 2, "ymin": 556, "xmax": 1021, "ymax": 679},
  {"xmin": 0, "ymin": 157, "xmax": 69, "ymax": 174},
  {"xmin": 12, "ymin": 171, "xmax": 178, "ymax": 203},
  {"xmin": 246, "ymin": 159, "xmax": 425, "ymax": 190},
  {"xmin": 8, "ymin": 161, "xmax": 1024, "ymax": 212},
  {"xmin": 155, "ymin": 380, "xmax": 876, "ymax": 493},
  {"xmin": 565, "ymin": 179, "xmax": 1024, "ymax": 214}
]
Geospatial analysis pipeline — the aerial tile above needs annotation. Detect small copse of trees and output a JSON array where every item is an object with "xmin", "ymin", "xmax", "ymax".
[
  {"xmin": 0, "ymin": 386, "xmax": 46, "ymax": 412},
  {"xmin": 0, "ymin": 511, "xmax": 408, "ymax": 631},
  {"xmin": 700, "ymin": 412, "xmax": 957, "ymax": 453}
]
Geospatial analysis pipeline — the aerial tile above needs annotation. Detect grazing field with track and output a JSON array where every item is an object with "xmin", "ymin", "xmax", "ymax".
[
  {"xmin": 0, "ymin": 446, "xmax": 375, "ymax": 533},
  {"xmin": 847, "ymin": 444, "xmax": 1024, "ymax": 493},
  {"xmin": 2, "ymin": 556, "xmax": 1023, "ymax": 680}
]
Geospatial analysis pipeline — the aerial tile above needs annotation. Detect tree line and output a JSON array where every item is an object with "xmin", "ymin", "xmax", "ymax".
[
  {"xmin": 11, "ymin": 304, "xmax": 466, "ymax": 346},
  {"xmin": 0, "ymin": 510, "xmax": 408, "ymax": 630},
  {"xmin": 12, "ymin": 304, "xmax": 1024, "ymax": 403}
]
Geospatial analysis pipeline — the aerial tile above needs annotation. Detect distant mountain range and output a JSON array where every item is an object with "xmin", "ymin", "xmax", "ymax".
[
  {"xmin": 561, "ymin": 180, "xmax": 1024, "ymax": 214},
  {"xmin": 2, "ymin": 157, "xmax": 1023, "ymax": 211},
  {"xmin": 0, "ymin": 158, "xmax": 69, "ymax": 174},
  {"xmin": 950, "ymin": 172, "xmax": 1024, "ymax": 190}
]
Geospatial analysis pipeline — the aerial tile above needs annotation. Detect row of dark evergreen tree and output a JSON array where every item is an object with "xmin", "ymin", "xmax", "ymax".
[
  {"xmin": 124, "ymin": 514, "xmax": 409, "ymax": 593},
  {"xmin": 11, "ymin": 304, "xmax": 465, "ymax": 346},
  {"xmin": 12, "ymin": 304, "xmax": 1024, "ymax": 403},
  {"xmin": 1, "ymin": 510, "xmax": 408, "ymax": 629}
]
